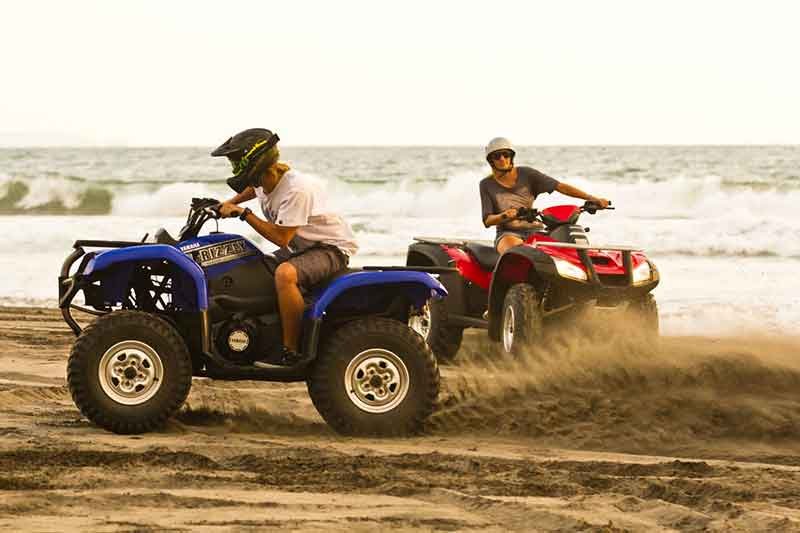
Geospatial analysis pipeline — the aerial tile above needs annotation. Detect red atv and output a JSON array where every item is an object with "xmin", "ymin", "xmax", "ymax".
[{"xmin": 406, "ymin": 202, "xmax": 660, "ymax": 360}]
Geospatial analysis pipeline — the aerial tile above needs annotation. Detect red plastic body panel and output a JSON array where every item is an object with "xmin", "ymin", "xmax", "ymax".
[
  {"xmin": 443, "ymin": 245, "xmax": 492, "ymax": 290},
  {"xmin": 527, "ymin": 234, "xmax": 646, "ymax": 275},
  {"xmin": 439, "ymin": 206, "xmax": 649, "ymax": 288},
  {"xmin": 541, "ymin": 205, "xmax": 580, "ymax": 222}
]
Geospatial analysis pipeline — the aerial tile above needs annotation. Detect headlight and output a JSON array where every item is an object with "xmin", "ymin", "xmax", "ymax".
[
  {"xmin": 553, "ymin": 257, "xmax": 588, "ymax": 281},
  {"xmin": 632, "ymin": 261, "xmax": 652, "ymax": 285}
]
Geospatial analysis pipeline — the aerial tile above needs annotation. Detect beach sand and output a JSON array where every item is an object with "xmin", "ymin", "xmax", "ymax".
[{"xmin": 2, "ymin": 306, "xmax": 800, "ymax": 532}]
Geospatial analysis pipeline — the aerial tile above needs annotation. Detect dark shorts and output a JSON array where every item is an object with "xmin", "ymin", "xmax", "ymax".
[
  {"xmin": 494, "ymin": 229, "xmax": 538, "ymax": 248},
  {"xmin": 281, "ymin": 245, "xmax": 349, "ymax": 290}
]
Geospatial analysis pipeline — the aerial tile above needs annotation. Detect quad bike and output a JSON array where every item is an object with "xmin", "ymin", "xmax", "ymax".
[
  {"xmin": 59, "ymin": 198, "xmax": 445, "ymax": 436},
  {"xmin": 407, "ymin": 201, "xmax": 660, "ymax": 360}
]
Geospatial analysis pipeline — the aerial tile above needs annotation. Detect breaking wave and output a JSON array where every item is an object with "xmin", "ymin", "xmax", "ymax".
[
  {"xmin": 0, "ymin": 178, "xmax": 112, "ymax": 214},
  {"xmin": 2, "ymin": 171, "xmax": 799, "ymax": 258}
]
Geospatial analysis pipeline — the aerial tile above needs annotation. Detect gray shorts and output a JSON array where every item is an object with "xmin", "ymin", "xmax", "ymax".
[
  {"xmin": 283, "ymin": 245, "xmax": 349, "ymax": 290},
  {"xmin": 494, "ymin": 229, "xmax": 538, "ymax": 248}
]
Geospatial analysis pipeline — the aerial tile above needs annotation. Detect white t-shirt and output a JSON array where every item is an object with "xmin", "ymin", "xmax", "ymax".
[{"xmin": 254, "ymin": 169, "xmax": 358, "ymax": 257}]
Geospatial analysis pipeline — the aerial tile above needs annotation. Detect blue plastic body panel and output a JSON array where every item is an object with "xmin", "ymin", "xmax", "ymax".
[
  {"xmin": 83, "ymin": 244, "xmax": 209, "ymax": 310},
  {"xmin": 176, "ymin": 232, "xmax": 253, "ymax": 252},
  {"xmin": 308, "ymin": 270, "xmax": 447, "ymax": 319},
  {"xmin": 177, "ymin": 233, "xmax": 267, "ymax": 279},
  {"xmin": 78, "ymin": 231, "xmax": 447, "ymax": 320}
]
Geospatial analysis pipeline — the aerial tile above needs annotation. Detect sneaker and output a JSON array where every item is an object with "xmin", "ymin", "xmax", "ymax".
[{"xmin": 253, "ymin": 345, "xmax": 303, "ymax": 368}]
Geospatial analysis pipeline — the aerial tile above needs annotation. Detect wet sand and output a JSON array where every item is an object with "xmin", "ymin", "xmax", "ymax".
[{"xmin": 2, "ymin": 306, "xmax": 800, "ymax": 532}]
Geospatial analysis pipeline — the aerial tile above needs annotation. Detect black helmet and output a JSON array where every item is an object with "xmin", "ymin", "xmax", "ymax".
[{"xmin": 211, "ymin": 128, "xmax": 280, "ymax": 193}]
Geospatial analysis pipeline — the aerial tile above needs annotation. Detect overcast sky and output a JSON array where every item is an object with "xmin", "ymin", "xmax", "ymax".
[{"xmin": 1, "ymin": 0, "xmax": 798, "ymax": 146}]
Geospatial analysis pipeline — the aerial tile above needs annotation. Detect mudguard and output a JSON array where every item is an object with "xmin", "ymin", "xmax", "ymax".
[
  {"xmin": 309, "ymin": 270, "xmax": 447, "ymax": 319},
  {"xmin": 406, "ymin": 242, "xmax": 452, "ymax": 267},
  {"xmin": 406, "ymin": 241, "xmax": 467, "ymax": 317},
  {"xmin": 83, "ymin": 245, "xmax": 208, "ymax": 310},
  {"xmin": 487, "ymin": 246, "xmax": 551, "ymax": 340}
]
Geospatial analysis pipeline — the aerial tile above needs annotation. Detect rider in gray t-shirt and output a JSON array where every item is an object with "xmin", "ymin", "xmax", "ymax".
[{"xmin": 480, "ymin": 137, "xmax": 611, "ymax": 254}]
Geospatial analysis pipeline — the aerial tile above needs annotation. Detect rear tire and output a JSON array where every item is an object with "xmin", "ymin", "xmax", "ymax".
[
  {"xmin": 67, "ymin": 311, "xmax": 192, "ymax": 434},
  {"xmin": 501, "ymin": 284, "xmax": 543, "ymax": 357},
  {"xmin": 308, "ymin": 318, "xmax": 439, "ymax": 436},
  {"xmin": 409, "ymin": 298, "xmax": 464, "ymax": 363}
]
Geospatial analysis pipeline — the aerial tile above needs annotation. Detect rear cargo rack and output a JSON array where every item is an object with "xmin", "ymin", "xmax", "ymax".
[
  {"xmin": 362, "ymin": 265, "xmax": 457, "ymax": 273},
  {"xmin": 413, "ymin": 236, "xmax": 494, "ymax": 246},
  {"xmin": 73, "ymin": 240, "xmax": 146, "ymax": 248}
]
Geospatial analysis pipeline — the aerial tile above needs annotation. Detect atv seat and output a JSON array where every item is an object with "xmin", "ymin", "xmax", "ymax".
[
  {"xmin": 465, "ymin": 242, "xmax": 500, "ymax": 272},
  {"xmin": 305, "ymin": 268, "xmax": 362, "ymax": 298}
]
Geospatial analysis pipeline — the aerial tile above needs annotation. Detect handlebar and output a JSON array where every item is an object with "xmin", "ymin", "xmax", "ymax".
[
  {"xmin": 202, "ymin": 205, "xmax": 221, "ymax": 219},
  {"xmin": 178, "ymin": 197, "xmax": 222, "ymax": 240},
  {"xmin": 582, "ymin": 200, "xmax": 613, "ymax": 215},
  {"xmin": 514, "ymin": 206, "xmax": 540, "ymax": 222},
  {"xmin": 512, "ymin": 201, "xmax": 614, "ymax": 222}
]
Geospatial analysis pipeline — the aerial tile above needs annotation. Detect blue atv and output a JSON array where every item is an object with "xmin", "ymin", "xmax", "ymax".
[{"xmin": 59, "ymin": 198, "xmax": 445, "ymax": 436}]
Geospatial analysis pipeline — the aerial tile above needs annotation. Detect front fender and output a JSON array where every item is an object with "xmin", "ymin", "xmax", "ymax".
[
  {"xmin": 83, "ymin": 244, "xmax": 208, "ymax": 310},
  {"xmin": 487, "ymin": 246, "xmax": 549, "ymax": 340},
  {"xmin": 309, "ymin": 270, "xmax": 447, "ymax": 319}
]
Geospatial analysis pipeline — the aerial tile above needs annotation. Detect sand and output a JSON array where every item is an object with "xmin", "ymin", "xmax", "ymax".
[{"xmin": 1, "ymin": 305, "xmax": 800, "ymax": 532}]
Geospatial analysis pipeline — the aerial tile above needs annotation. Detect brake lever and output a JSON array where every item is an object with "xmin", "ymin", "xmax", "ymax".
[{"xmin": 203, "ymin": 205, "xmax": 221, "ymax": 219}]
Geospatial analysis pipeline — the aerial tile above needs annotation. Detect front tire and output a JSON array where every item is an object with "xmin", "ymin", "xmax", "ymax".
[
  {"xmin": 308, "ymin": 318, "xmax": 439, "ymax": 436},
  {"xmin": 628, "ymin": 293, "xmax": 660, "ymax": 339},
  {"xmin": 409, "ymin": 299, "xmax": 464, "ymax": 363},
  {"xmin": 501, "ymin": 284, "xmax": 543, "ymax": 357},
  {"xmin": 67, "ymin": 311, "xmax": 193, "ymax": 434}
]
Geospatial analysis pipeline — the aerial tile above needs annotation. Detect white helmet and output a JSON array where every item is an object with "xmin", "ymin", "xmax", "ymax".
[
  {"xmin": 485, "ymin": 137, "xmax": 515, "ymax": 165},
  {"xmin": 485, "ymin": 137, "xmax": 515, "ymax": 157}
]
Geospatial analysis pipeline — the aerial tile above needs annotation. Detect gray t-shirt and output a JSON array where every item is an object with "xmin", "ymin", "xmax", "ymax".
[{"xmin": 479, "ymin": 166, "xmax": 559, "ymax": 234}]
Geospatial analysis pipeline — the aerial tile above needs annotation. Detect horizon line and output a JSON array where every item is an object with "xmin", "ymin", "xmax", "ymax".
[{"xmin": 1, "ymin": 142, "xmax": 799, "ymax": 149}]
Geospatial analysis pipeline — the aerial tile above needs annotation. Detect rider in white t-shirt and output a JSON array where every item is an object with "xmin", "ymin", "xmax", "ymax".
[
  {"xmin": 254, "ymin": 169, "xmax": 358, "ymax": 258},
  {"xmin": 212, "ymin": 128, "xmax": 358, "ymax": 367}
]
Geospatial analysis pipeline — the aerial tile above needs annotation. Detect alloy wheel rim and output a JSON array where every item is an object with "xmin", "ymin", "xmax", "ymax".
[
  {"xmin": 98, "ymin": 340, "xmax": 164, "ymax": 405},
  {"xmin": 503, "ymin": 305, "xmax": 515, "ymax": 353},
  {"xmin": 408, "ymin": 301, "xmax": 432, "ymax": 340},
  {"xmin": 344, "ymin": 348, "xmax": 410, "ymax": 413}
]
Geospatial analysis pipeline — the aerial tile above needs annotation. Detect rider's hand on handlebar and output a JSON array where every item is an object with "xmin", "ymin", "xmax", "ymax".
[
  {"xmin": 500, "ymin": 208, "xmax": 519, "ymax": 221},
  {"xmin": 589, "ymin": 197, "xmax": 611, "ymax": 209},
  {"xmin": 217, "ymin": 201, "xmax": 241, "ymax": 219}
]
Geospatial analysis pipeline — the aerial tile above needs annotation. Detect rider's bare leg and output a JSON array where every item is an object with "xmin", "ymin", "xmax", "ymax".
[
  {"xmin": 497, "ymin": 235, "xmax": 524, "ymax": 254},
  {"xmin": 274, "ymin": 262, "xmax": 303, "ymax": 352}
]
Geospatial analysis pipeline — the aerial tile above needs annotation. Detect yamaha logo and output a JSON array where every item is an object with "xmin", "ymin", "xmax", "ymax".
[{"xmin": 228, "ymin": 330, "xmax": 250, "ymax": 352}]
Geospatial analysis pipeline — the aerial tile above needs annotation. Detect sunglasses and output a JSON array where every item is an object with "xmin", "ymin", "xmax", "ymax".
[{"xmin": 490, "ymin": 150, "xmax": 514, "ymax": 161}]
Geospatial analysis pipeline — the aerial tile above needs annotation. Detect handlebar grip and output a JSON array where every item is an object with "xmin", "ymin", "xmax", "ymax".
[{"xmin": 203, "ymin": 205, "xmax": 221, "ymax": 218}]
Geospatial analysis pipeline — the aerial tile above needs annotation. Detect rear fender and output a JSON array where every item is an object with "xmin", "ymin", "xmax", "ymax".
[
  {"xmin": 309, "ymin": 270, "xmax": 447, "ymax": 320},
  {"xmin": 487, "ymin": 247, "xmax": 549, "ymax": 340},
  {"xmin": 82, "ymin": 245, "xmax": 208, "ymax": 310},
  {"xmin": 406, "ymin": 242, "xmax": 466, "ymax": 315}
]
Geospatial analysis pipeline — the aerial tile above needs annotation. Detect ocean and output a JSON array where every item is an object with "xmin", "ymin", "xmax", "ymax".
[{"xmin": 1, "ymin": 145, "xmax": 798, "ymax": 335}]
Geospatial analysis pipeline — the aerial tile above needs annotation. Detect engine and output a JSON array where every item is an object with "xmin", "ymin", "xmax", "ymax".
[{"xmin": 213, "ymin": 316, "xmax": 280, "ymax": 364}]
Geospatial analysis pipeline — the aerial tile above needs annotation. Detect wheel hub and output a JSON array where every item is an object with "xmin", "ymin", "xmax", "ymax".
[
  {"xmin": 503, "ymin": 305, "xmax": 515, "ymax": 353},
  {"xmin": 98, "ymin": 340, "xmax": 164, "ymax": 406},
  {"xmin": 344, "ymin": 349, "xmax": 410, "ymax": 413},
  {"xmin": 408, "ymin": 301, "xmax": 432, "ymax": 340}
]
